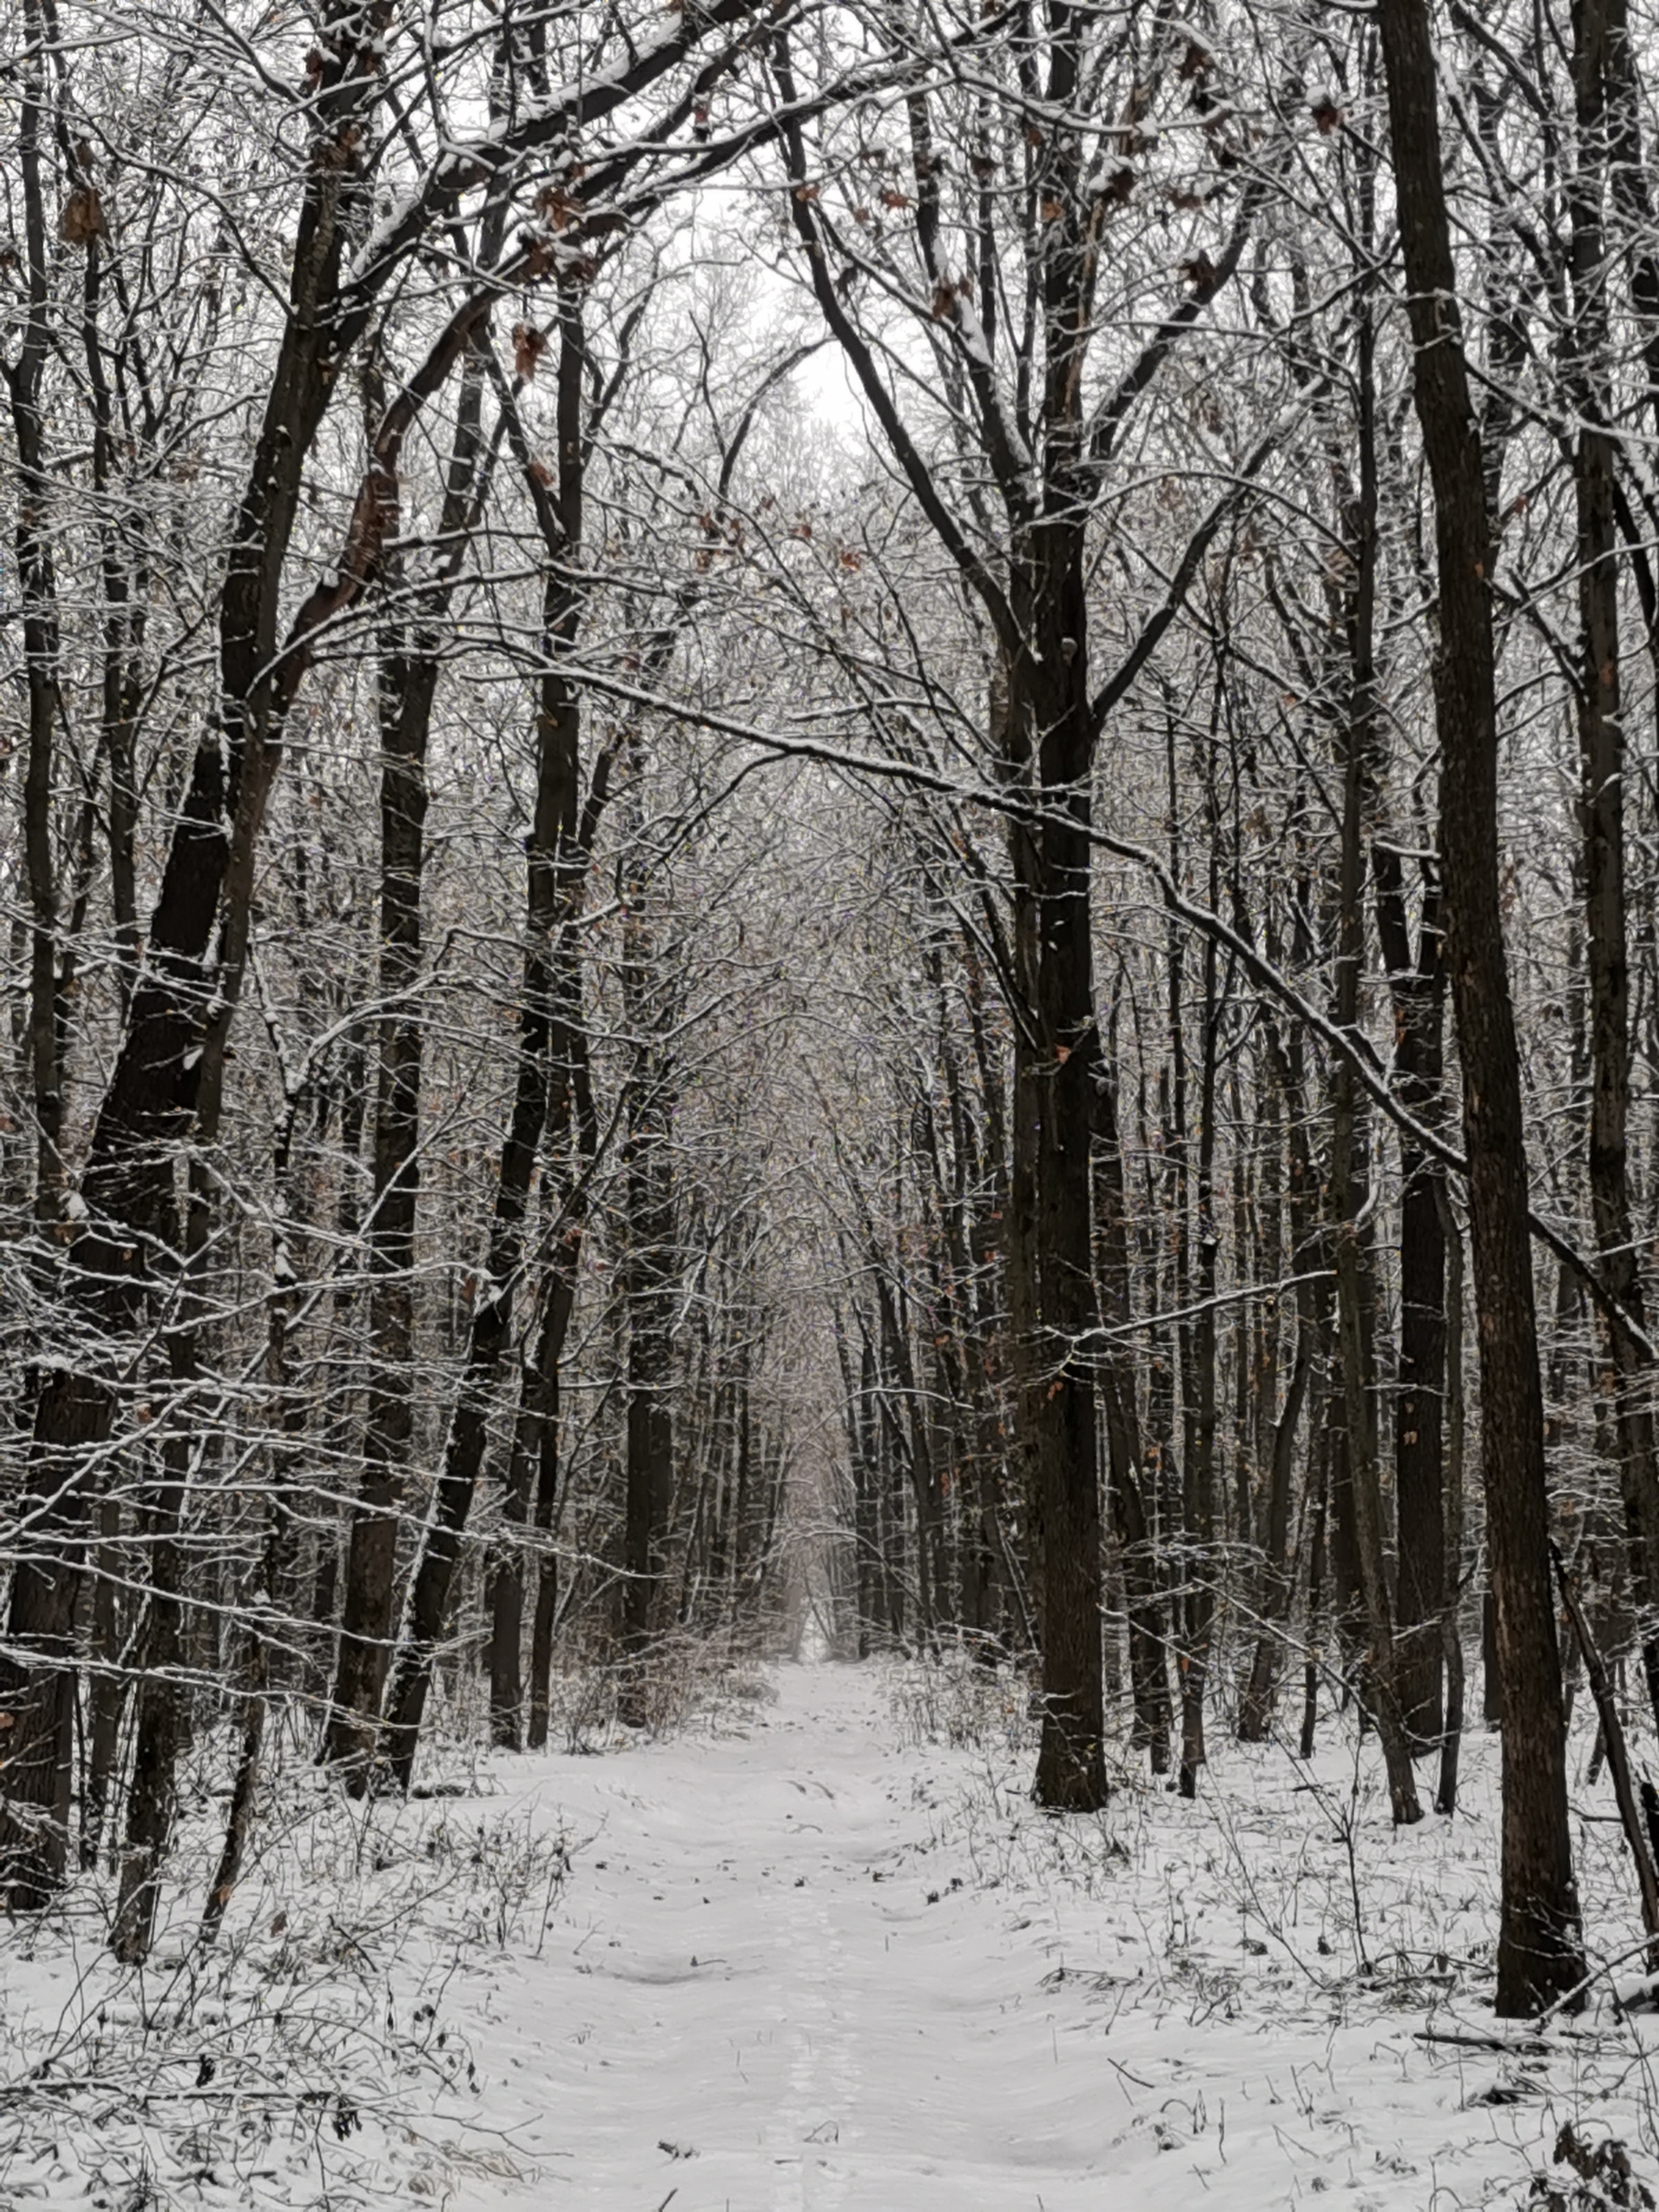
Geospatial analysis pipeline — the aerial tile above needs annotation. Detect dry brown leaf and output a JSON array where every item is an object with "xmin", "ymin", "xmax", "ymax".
[
  {"xmin": 512, "ymin": 322, "xmax": 548, "ymax": 378},
  {"xmin": 58, "ymin": 186, "xmax": 105, "ymax": 245}
]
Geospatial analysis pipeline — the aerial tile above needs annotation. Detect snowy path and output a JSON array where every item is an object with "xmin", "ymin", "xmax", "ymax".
[
  {"xmin": 446, "ymin": 1662, "xmax": 1623, "ymax": 2211},
  {"xmin": 6, "ymin": 1657, "xmax": 1651, "ymax": 2210},
  {"xmin": 466, "ymin": 1662, "xmax": 1156, "ymax": 2208}
]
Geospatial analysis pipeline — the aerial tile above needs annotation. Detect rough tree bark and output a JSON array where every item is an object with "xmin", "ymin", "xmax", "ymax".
[{"xmin": 1377, "ymin": 0, "xmax": 1584, "ymax": 2010}]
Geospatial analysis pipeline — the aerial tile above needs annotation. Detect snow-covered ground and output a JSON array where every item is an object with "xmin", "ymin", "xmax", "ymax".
[{"xmin": 5, "ymin": 1660, "xmax": 1659, "ymax": 2208}]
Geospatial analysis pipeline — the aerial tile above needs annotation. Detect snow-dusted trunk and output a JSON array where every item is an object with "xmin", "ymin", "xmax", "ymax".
[
  {"xmin": 374, "ymin": 793, "xmax": 564, "ymax": 1787},
  {"xmin": 0, "ymin": 0, "xmax": 77, "ymax": 1903},
  {"xmin": 1240, "ymin": 1010, "xmax": 1324, "ymax": 1744},
  {"xmin": 1179, "ymin": 778, "xmax": 1222, "ymax": 1801},
  {"xmin": 326, "ymin": 355, "xmax": 488, "ymax": 1778},
  {"xmin": 1, "ymin": 0, "xmax": 394, "ymax": 1904},
  {"xmin": 378, "ymin": 304, "xmax": 592, "ymax": 1790},
  {"xmin": 1435, "ymin": 1180, "xmax": 1468, "ymax": 1815}
]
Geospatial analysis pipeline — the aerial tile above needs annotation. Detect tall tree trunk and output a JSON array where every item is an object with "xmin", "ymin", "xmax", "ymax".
[
  {"xmin": 1377, "ymin": 0, "xmax": 1584, "ymax": 2010},
  {"xmin": 1239, "ymin": 1000, "xmax": 1325, "ymax": 1741},
  {"xmin": 1436, "ymin": 1182, "xmax": 1468, "ymax": 1814},
  {"xmin": 1571, "ymin": 0, "xmax": 1659, "ymax": 1732},
  {"xmin": 1237, "ymin": 1335, "xmax": 1313, "ymax": 1742},
  {"xmin": 1300, "ymin": 1437, "xmax": 1329, "ymax": 1761},
  {"xmin": 617, "ymin": 856, "xmax": 677, "ymax": 1724},
  {"xmin": 1093, "ymin": 1069, "xmax": 1173, "ymax": 1770},
  {"xmin": 1179, "ymin": 808, "xmax": 1222, "ymax": 1801},
  {"xmin": 377, "ymin": 300, "xmax": 604, "ymax": 1788},
  {"xmin": 112, "ymin": 727, "xmax": 269, "ymax": 1958},
  {"xmin": 0, "ymin": 0, "xmax": 76, "ymax": 1905},
  {"xmin": 1327, "ymin": 277, "xmax": 1420, "ymax": 1822},
  {"xmin": 876, "ymin": 1264, "xmax": 942, "ymax": 1647},
  {"xmin": 513, "ymin": 987, "xmax": 595, "ymax": 1748},
  {"xmin": 524, "ymin": 1361, "xmax": 565, "ymax": 1753},
  {"xmin": 1013, "ymin": 612, "xmax": 1107, "ymax": 1812},
  {"xmin": 1375, "ymin": 845, "xmax": 1448, "ymax": 1744},
  {"xmin": 326, "ymin": 351, "xmax": 489, "ymax": 1777},
  {"xmin": 377, "ymin": 757, "xmax": 567, "ymax": 1784}
]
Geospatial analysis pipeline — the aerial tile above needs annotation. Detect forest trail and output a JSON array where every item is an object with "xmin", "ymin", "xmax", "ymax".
[
  {"xmin": 453, "ymin": 1662, "xmax": 1577, "ymax": 2211},
  {"xmin": 469, "ymin": 1661, "xmax": 1128, "ymax": 2208},
  {"xmin": 480, "ymin": 1660, "xmax": 1137, "ymax": 2211}
]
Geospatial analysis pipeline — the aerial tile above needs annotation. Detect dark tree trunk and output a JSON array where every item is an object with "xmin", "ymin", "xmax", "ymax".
[
  {"xmin": 378, "ymin": 300, "xmax": 607, "ymax": 1789},
  {"xmin": 80, "ymin": 1488, "xmax": 126, "ymax": 1872},
  {"xmin": 1378, "ymin": 0, "xmax": 1584, "ymax": 2010},
  {"xmin": 489, "ymin": 1325, "xmax": 548, "ymax": 1752},
  {"xmin": 327, "ymin": 351, "xmax": 489, "ymax": 1777},
  {"xmin": 1375, "ymin": 844, "xmax": 1448, "ymax": 1744},
  {"xmin": 1238, "ymin": 1334, "xmax": 1313, "ymax": 1743},
  {"xmin": 0, "ymin": 0, "xmax": 79, "ymax": 1907},
  {"xmin": 1323, "ymin": 204, "xmax": 1417, "ymax": 1827},
  {"xmin": 1009, "ymin": 599, "xmax": 1107, "ymax": 1810},
  {"xmin": 617, "ymin": 873, "xmax": 678, "ymax": 1724},
  {"xmin": 1571, "ymin": 0, "xmax": 1659, "ymax": 1733},
  {"xmin": 377, "ymin": 761, "xmax": 568, "ymax": 1785},
  {"xmin": 1436, "ymin": 1183, "xmax": 1468, "ymax": 1814},
  {"xmin": 1093, "ymin": 1072, "xmax": 1173, "ymax": 1770},
  {"xmin": 111, "ymin": 1324, "xmax": 194, "ymax": 1962},
  {"xmin": 876, "ymin": 1265, "xmax": 943, "ymax": 1647},
  {"xmin": 325, "ymin": 562, "xmax": 433, "ymax": 1769},
  {"xmin": 525, "ymin": 1360, "xmax": 565, "ymax": 1754},
  {"xmin": 1179, "ymin": 803, "xmax": 1222, "ymax": 1801},
  {"xmin": 1300, "ymin": 1439, "xmax": 1329, "ymax": 1762},
  {"xmin": 1239, "ymin": 998, "xmax": 1326, "ymax": 1741}
]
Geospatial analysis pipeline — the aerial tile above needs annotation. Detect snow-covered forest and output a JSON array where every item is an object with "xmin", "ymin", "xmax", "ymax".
[{"xmin": 9, "ymin": 0, "xmax": 1659, "ymax": 2201}]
